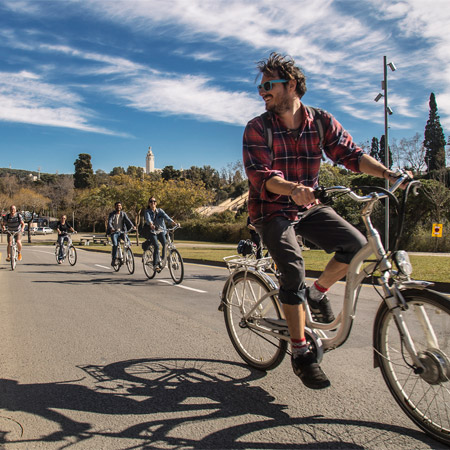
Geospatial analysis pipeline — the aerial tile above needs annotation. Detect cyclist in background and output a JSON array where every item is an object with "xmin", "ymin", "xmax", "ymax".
[
  {"xmin": 107, "ymin": 202, "xmax": 135, "ymax": 267},
  {"xmin": 56, "ymin": 215, "xmax": 76, "ymax": 264},
  {"xmin": 1, "ymin": 205, "xmax": 25, "ymax": 262},
  {"xmin": 144, "ymin": 196, "xmax": 178, "ymax": 267},
  {"xmin": 247, "ymin": 216, "xmax": 263, "ymax": 259}
]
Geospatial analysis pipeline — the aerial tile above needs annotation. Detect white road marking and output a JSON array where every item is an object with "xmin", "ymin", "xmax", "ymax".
[
  {"xmin": 95, "ymin": 264, "xmax": 112, "ymax": 270},
  {"xmin": 158, "ymin": 279, "xmax": 207, "ymax": 293}
]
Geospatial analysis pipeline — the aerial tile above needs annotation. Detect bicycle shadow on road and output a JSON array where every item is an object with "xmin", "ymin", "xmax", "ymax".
[{"xmin": 0, "ymin": 357, "xmax": 437, "ymax": 449}]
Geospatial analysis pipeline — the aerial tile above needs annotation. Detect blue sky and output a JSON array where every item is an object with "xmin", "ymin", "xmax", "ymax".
[{"xmin": 1, "ymin": 0, "xmax": 449, "ymax": 175}]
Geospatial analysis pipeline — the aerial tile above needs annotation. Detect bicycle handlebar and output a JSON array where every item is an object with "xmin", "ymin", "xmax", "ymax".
[
  {"xmin": 314, "ymin": 171, "xmax": 419, "ymax": 204},
  {"xmin": 151, "ymin": 224, "xmax": 181, "ymax": 234},
  {"xmin": 4, "ymin": 229, "xmax": 21, "ymax": 236}
]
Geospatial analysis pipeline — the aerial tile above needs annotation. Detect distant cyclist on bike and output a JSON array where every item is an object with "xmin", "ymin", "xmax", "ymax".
[
  {"xmin": 2, "ymin": 205, "xmax": 25, "ymax": 262},
  {"xmin": 244, "ymin": 52, "xmax": 402, "ymax": 389},
  {"xmin": 144, "ymin": 197, "xmax": 178, "ymax": 268},
  {"xmin": 56, "ymin": 215, "xmax": 76, "ymax": 264},
  {"xmin": 107, "ymin": 202, "xmax": 135, "ymax": 267}
]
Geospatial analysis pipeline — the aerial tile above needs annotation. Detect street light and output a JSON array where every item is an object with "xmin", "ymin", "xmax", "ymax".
[{"xmin": 374, "ymin": 56, "xmax": 396, "ymax": 250}]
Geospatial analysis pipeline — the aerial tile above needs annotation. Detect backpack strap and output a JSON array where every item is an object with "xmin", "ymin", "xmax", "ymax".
[
  {"xmin": 305, "ymin": 106, "xmax": 325, "ymax": 151},
  {"xmin": 260, "ymin": 111, "xmax": 273, "ymax": 152}
]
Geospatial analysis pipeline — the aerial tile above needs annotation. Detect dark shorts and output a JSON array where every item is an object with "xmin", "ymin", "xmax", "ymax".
[{"xmin": 256, "ymin": 205, "xmax": 367, "ymax": 305}]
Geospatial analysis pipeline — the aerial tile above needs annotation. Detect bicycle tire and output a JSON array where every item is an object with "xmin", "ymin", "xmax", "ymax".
[
  {"xmin": 112, "ymin": 252, "xmax": 121, "ymax": 272},
  {"xmin": 168, "ymin": 249, "xmax": 184, "ymax": 284},
  {"xmin": 374, "ymin": 288, "xmax": 450, "ymax": 446},
  {"xmin": 223, "ymin": 270, "xmax": 287, "ymax": 371},
  {"xmin": 125, "ymin": 248, "xmax": 135, "ymax": 274},
  {"xmin": 55, "ymin": 244, "xmax": 61, "ymax": 263},
  {"xmin": 68, "ymin": 245, "xmax": 77, "ymax": 266},
  {"xmin": 142, "ymin": 249, "xmax": 156, "ymax": 279},
  {"xmin": 10, "ymin": 245, "xmax": 16, "ymax": 270}
]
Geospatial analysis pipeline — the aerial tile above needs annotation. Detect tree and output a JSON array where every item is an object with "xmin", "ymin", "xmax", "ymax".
[
  {"xmin": 126, "ymin": 166, "xmax": 144, "ymax": 179},
  {"xmin": 161, "ymin": 165, "xmax": 181, "ymax": 181},
  {"xmin": 110, "ymin": 166, "xmax": 125, "ymax": 176},
  {"xmin": 390, "ymin": 133, "xmax": 426, "ymax": 174},
  {"xmin": 74, "ymin": 154, "xmax": 94, "ymax": 189},
  {"xmin": 424, "ymin": 92, "xmax": 446, "ymax": 172},
  {"xmin": 0, "ymin": 174, "xmax": 19, "ymax": 198},
  {"xmin": 379, "ymin": 135, "xmax": 393, "ymax": 169},
  {"xmin": 369, "ymin": 137, "xmax": 380, "ymax": 162}
]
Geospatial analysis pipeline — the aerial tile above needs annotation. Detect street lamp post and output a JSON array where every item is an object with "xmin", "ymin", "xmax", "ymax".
[{"xmin": 374, "ymin": 56, "xmax": 396, "ymax": 250}]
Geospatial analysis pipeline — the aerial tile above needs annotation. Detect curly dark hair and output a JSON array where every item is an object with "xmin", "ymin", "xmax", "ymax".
[{"xmin": 256, "ymin": 52, "xmax": 307, "ymax": 99}]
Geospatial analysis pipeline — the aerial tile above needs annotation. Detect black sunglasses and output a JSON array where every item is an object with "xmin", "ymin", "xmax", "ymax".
[{"xmin": 257, "ymin": 79, "xmax": 288, "ymax": 92}]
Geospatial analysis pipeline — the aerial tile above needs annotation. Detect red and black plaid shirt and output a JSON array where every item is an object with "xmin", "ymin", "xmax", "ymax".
[{"xmin": 243, "ymin": 104, "xmax": 364, "ymax": 223}]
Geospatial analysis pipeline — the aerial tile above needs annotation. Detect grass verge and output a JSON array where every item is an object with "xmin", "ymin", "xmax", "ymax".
[{"xmin": 72, "ymin": 242, "xmax": 449, "ymax": 284}]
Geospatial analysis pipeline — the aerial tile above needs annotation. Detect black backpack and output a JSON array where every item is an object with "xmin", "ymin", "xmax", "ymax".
[{"xmin": 260, "ymin": 106, "xmax": 325, "ymax": 155}]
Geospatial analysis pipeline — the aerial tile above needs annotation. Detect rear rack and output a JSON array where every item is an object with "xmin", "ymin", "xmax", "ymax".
[{"xmin": 223, "ymin": 255, "xmax": 273, "ymax": 273}]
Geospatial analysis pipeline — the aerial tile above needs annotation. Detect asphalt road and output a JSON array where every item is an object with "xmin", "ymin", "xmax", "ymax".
[{"xmin": 0, "ymin": 244, "xmax": 446, "ymax": 449}]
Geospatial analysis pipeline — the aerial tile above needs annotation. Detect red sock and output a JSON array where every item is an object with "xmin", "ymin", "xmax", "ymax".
[{"xmin": 291, "ymin": 338, "xmax": 308, "ymax": 357}]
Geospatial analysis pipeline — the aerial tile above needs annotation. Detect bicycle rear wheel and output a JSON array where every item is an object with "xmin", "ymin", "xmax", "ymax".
[
  {"xmin": 223, "ymin": 271, "xmax": 287, "ymax": 371},
  {"xmin": 374, "ymin": 288, "xmax": 450, "ymax": 446},
  {"xmin": 125, "ymin": 248, "xmax": 135, "ymax": 274},
  {"xmin": 10, "ymin": 245, "xmax": 16, "ymax": 270},
  {"xmin": 168, "ymin": 249, "xmax": 184, "ymax": 284},
  {"xmin": 68, "ymin": 245, "xmax": 77, "ymax": 266},
  {"xmin": 142, "ymin": 249, "xmax": 156, "ymax": 279}
]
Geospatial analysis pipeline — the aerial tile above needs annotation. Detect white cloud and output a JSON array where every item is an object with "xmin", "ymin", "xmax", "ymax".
[
  {"xmin": 0, "ymin": 71, "xmax": 121, "ymax": 134},
  {"xmin": 3, "ymin": 0, "xmax": 450, "ymax": 135},
  {"xmin": 102, "ymin": 72, "xmax": 262, "ymax": 126}
]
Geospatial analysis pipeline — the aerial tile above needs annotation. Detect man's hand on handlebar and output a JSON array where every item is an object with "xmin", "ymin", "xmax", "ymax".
[{"xmin": 290, "ymin": 184, "xmax": 317, "ymax": 207}]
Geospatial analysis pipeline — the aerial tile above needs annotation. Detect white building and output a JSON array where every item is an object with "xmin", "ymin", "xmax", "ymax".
[{"xmin": 145, "ymin": 147, "xmax": 155, "ymax": 174}]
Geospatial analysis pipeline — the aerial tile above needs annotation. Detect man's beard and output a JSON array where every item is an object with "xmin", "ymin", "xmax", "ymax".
[{"xmin": 266, "ymin": 93, "xmax": 291, "ymax": 115}]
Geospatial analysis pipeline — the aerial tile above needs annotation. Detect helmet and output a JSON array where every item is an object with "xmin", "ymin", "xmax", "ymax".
[{"xmin": 237, "ymin": 239, "xmax": 255, "ymax": 256}]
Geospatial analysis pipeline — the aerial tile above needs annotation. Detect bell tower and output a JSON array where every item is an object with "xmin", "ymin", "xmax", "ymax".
[{"xmin": 146, "ymin": 147, "xmax": 155, "ymax": 173}]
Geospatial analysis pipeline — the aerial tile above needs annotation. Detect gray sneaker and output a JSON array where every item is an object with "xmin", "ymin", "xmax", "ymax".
[
  {"xmin": 291, "ymin": 351, "xmax": 330, "ymax": 389},
  {"xmin": 306, "ymin": 287, "xmax": 335, "ymax": 324}
]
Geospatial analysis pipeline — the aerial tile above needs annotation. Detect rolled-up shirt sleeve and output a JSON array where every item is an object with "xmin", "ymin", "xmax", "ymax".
[
  {"xmin": 243, "ymin": 117, "xmax": 284, "ymax": 202},
  {"xmin": 322, "ymin": 112, "xmax": 364, "ymax": 173}
]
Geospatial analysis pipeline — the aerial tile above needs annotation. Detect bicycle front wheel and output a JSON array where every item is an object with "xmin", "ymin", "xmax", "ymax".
[
  {"xmin": 142, "ymin": 249, "xmax": 156, "ymax": 279},
  {"xmin": 168, "ymin": 249, "xmax": 184, "ymax": 284},
  {"xmin": 125, "ymin": 248, "xmax": 135, "ymax": 274},
  {"xmin": 112, "ymin": 250, "xmax": 121, "ymax": 272},
  {"xmin": 223, "ymin": 271, "xmax": 287, "ymax": 371},
  {"xmin": 10, "ymin": 245, "xmax": 16, "ymax": 270},
  {"xmin": 68, "ymin": 245, "xmax": 77, "ymax": 266},
  {"xmin": 375, "ymin": 288, "xmax": 450, "ymax": 446},
  {"xmin": 55, "ymin": 245, "xmax": 60, "ymax": 263}
]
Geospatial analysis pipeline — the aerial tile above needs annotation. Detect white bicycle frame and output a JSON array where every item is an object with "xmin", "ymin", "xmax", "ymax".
[
  {"xmin": 6, "ymin": 230, "xmax": 20, "ymax": 260},
  {"xmin": 115, "ymin": 232, "xmax": 132, "ymax": 260},
  {"xmin": 150, "ymin": 225, "xmax": 179, "ymax": 268},
  {"xmin": 224, "ymin": 174, "xmax": 431, "ymax": 369}
]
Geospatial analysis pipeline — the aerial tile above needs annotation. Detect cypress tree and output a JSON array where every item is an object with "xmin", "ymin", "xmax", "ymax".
[
  {"xmin": 370, "ymin": 137, "xmax": 380, "ymax": 161},
  {"xmin": 379, "ymin": 135, "xmax": 393, "ymax": 168},
  {"xmin": 424, "ymin": 93, "xmax": 446, "ymax": 172},
  {"xmin": 74, "ymin": 153, "xmax": 94, "ymax": 189}
]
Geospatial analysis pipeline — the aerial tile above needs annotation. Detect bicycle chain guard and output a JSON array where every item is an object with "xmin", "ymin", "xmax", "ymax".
[{"xmin": 304, "ymin": 326, "xmax": 324, "ymax": 363}]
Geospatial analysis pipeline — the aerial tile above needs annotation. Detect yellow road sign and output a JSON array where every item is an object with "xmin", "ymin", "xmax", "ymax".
[{"xmin": 432, "ymin": 223, "xmax": 443, "ymax": 238}]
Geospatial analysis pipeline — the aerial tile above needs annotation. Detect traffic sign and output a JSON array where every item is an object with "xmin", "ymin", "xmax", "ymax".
[{"xmin": 432, "ymin": 223, "xmax": 443, "ymax": 238}]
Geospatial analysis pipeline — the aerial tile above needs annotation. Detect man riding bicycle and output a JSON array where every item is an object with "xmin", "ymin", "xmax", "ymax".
[
  {"xmin": 2, "ymin": 205, "xmax": 25, "ymax": 262},
  {"xmin": 56, "ymin": 215, "xmax": 76, "ymax": 264},
  {"xmin": 243, "ymin": 52, "xmax": 402, "ymax": 389},
  {"xmin": 107, "ymin": 202, "xmax": 135, "ymax": 267},
  {"xmin": 144, "ymin": 196, "xmax": 178, "ymax": 268}
]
